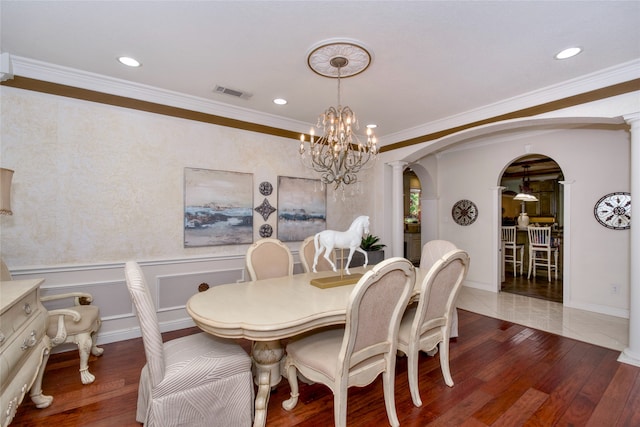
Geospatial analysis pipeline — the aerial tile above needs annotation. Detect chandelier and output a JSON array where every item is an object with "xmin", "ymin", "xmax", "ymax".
[
  {"xmin": 299, "ymin": 41, "xmax": 378, "ymax": 195},
  {"xmin": 513, "ymin": 164, "xmax": 539, "ymax": 228},
  {"xmin": 513, "ymin": 165, "xmax": 539, "ymax": 203}
]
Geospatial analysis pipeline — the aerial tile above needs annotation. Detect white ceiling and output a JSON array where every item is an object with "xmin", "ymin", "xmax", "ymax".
[{"xmin": 2, "ymin": 1, "xmax": 639, "ymax": 147}]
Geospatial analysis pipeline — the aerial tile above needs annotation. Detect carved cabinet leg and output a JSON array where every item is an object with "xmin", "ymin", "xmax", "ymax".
[
  {"xmin": 250, "ymin": 340, "xmax": 284, "ymax": 427},
  {"xmin": 30, "ymin": 347, "xmax": 53, "ymax": 409}
]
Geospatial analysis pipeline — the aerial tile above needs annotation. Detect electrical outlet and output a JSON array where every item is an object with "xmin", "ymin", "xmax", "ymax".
[{"xmin": 611, "ymin": 284, "xmax": 619, "ymax": 294}]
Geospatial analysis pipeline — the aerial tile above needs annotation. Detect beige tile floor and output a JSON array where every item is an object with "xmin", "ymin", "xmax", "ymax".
[{"xmin": 457, "ymin": 286, "xmax": 629, "ymax": 352}]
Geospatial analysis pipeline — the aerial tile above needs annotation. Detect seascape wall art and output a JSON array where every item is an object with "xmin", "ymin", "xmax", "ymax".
[
  {"xmin": 277, "ymin": 176, "xmax": 326, "ymax": 242},
  {"xmin": 184, "ymin": 168, "xmax": 253, "ymax": 247}
]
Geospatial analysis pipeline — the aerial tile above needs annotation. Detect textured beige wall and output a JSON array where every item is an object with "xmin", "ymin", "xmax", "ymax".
[{"xmin": 0, "ymin": 87, "xmax": 374, "ymax": 268}]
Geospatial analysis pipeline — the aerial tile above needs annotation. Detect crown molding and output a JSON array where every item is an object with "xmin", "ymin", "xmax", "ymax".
[
  {"xmin": 6, "ymin": 55, "xmax": 311, "ymax": 134},
  {"xmin": 383, "ymin": 58, "xmax": 640, "ymax": 147},
  {"xmin": 3, "ymin": 55, "xmax": 639, "ymax": 150}
]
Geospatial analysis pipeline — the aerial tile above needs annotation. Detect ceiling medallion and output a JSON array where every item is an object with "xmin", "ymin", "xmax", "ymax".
[{"xmin": 307, "ymin": 39, "xmax": 372, "ymax": 78}]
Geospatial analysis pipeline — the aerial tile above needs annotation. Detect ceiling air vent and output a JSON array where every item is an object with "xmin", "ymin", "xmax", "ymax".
[{"xmin": 213, "ymin": 85, "xmax": 252, "ymax": 100}]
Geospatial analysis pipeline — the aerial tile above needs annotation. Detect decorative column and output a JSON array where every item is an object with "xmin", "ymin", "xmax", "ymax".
[
  {"xmin": 620, "ymin": 112, "xmax": 640, "ymax": 367},
  {"xmin": 494, "ymin": 186, "xmax": 505, "ymax": 290},
  {"xmin": 558, "ymin": 180, "xmax": 574, "ymax": 304},
  {"xmin": 388, "ymin": 161, "xmax": 407, "ymax": 258}
]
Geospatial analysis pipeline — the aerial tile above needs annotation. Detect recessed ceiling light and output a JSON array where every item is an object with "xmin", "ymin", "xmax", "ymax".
[
  {"xmin": 273, "ymin": 98, "xmax": 287, "ymax": 105},
  {"xmin": 117, "ymin": 56, "xmax": 141, "ymax": 67},
  {"xmin": 555, "ymin": 47, "xmax": 582, "ymax": 60},
  {"xmin": 366, "ymin": 124, "xmax": 377, "ymax": 129}
]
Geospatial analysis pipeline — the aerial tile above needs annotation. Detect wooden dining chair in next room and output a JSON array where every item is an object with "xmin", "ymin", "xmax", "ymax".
[
  {"xmin": 396, "ymin": 249, "xmax": 470, "ymax": 407},
  {"xmin": 502, "ymin": 225, "xmax": 524, "ymax": 276},
  {"xmin": 300, "ymin": 234, "xmax": 335, "ymax": 273},
  {"xmin": 124, "ymin": 261, "xmax": 253, "ymax": 427},
  {"xmin": 281, "ymin": 257, "xmax": 415, "ymax": 427},
  {"xmin": 246, "ymin": 237, "xmax": 294, "ymax": 281},
  {"xmin": 527, "ymin": 226, "xmax": 558, "ymax": 282}
]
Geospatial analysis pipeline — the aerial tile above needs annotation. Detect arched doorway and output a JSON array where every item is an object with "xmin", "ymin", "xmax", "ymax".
[
  {"xmin": 403, "ymin": 168, "xmax": 422, "ymax": 264},
  {"xmin": 399, "ymin": 163, "xmax": 438, "ymax": 265},
  {"xmin": 500, "ymin": 154, "xmax": 564, "ymax": 303}
]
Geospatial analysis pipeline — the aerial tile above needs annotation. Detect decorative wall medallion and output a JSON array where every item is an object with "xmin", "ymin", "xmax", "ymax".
[
  {"xmin": 255, "ymin": 198, "xmax": 276, "ymax": 221},
  {"xmin": 259, "ymin": 224, "xmax": 273, "ymax": 238},
  {"xmin": 452, "ymin": 199, "xmax": 478, "ymax": 226},
  {"xmin": 259, "ymin": 181, "xmax": 273, "ymax": 196},
  {"xmin": 594, "ymin": 192, "xmax": 631, "ymax": 230}
]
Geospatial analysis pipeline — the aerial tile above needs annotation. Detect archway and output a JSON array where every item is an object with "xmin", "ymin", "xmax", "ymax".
[
  {"xmin": 401, "ymin": 163, "xmax": 438, "ymax": 263},
  {"xmin": 500, "ymin": 154, "xmax": 564, "ymax": 303},
  {"xmin": 384, "ymin": 116, "xmax": 623, "ymax": 300},
  {"xmin": 403, "ymin": 168, "xmax": 421, "ymax": 264}
]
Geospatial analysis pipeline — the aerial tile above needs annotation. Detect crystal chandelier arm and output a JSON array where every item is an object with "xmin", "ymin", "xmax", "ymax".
[{"xmin": 302, "ymin": 137, "xmax": 338, "ymax": 174}]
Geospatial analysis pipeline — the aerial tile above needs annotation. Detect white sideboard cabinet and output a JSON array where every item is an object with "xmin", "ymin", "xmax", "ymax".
[{"xmin": 0, "ymin": 279, "xmax": 53, "ymax": 426}]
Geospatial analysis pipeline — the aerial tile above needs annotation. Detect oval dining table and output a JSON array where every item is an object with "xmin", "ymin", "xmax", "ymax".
[{"xmin": 186, "ymin": 265, "xmax": 426, "ymax": 427}]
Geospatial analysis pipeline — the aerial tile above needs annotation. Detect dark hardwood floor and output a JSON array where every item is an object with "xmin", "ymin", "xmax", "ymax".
[
  {"xmin": 501, "ymin": 270, "xmax": 563, "ymax": 303},
  {"xmin": 501, "ymin": 243, "xmax": 563, "ymax": 304},
  {"xmin": 11, "ymin": 309, "xmax": 639, "ymax": 426}
]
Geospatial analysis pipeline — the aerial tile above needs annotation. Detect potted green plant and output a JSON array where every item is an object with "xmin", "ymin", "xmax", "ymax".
[
  {"xmin": 361, "ymin": 234, "xmax": 386, "ymax": 252},
  {"xmin": 351, "ymin": 234, "xmax": 386, "ymax": 266}
]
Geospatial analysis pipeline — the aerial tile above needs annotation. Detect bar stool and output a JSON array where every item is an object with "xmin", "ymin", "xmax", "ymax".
[
  {"xmin": 527, "ymin": 226, "xmax": 558, "ymax": 282},
  {"xmin": 501, "ymin": 226, "xmax": 523, "ymax": 276}
]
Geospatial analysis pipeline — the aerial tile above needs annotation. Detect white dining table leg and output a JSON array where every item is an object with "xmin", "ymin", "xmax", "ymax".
[{"xmin": 251, "ymin": 340, "xmax": 284, "ymax": 427}]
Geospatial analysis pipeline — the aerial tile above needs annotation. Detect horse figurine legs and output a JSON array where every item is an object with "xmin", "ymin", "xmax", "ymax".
[
  {"xmin": 312, "ymin": 246, "xmax": 338, "ymax": 273},
  {"xmin": 344, "ymin": 247, "xmax": 369, "ymax": 275}
]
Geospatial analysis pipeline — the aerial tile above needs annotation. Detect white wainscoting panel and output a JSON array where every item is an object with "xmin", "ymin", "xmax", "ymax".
[
  {"xmin": 11, "ymin": 255, "xmax": 252, "ymax": 347},
  {"xmin": 157, "ymin": 268, "xmax": 244, "ymax": 312},
  {"xmin": 41, "ymin": 280, "xmax": 132, "ymax": 319}
]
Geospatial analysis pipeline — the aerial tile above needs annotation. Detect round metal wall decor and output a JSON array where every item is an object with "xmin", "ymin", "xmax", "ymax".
[
  {"xmin": 452, "ymin": 199, "xmax": 478, "ymax": 226},
  {"xmin": 259, "ymin": 224, "xmax": 273, "ymax": 238},
  {"xmin": 594, "ymin": 192, "xmax": 630, "ymax": 230},
  {"xmin": 259, "ymin": 181, "xmax": 273, "ymax": 196}
]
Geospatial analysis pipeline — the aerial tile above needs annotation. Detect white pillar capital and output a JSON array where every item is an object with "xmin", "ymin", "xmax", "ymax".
[
  {"xmin": 623, "ymin": 111, "xmax": 640, "ymax": 125},
  {"xmin": 386, "ymin": 160, "xmax": 408, "ymax": 170}
]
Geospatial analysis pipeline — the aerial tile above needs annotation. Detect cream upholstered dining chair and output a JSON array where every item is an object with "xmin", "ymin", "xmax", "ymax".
[
  {"xmin": 124, "ymin": 261, "xmax": 253, "ymax": 427},
  {"xmin": 246, "ymin": 237, "xmax": 294, "ymax": 281},
  {"xmin": 527, "ymin": 226, "xmax": 558, "ymax": 281},
  {"xmin": 397, "ymin": 249, "xmax": 470, "ymax": 407},
  {"xmin": 300, "ymin": 235, "xmax": 335, "ymax": 273},
  {"xmin": 1, "ymin": 258, "xmax": 103, "ymax": 385},
  {"xmin": 281, "ymin": 257, "xmax": 415, "ymax": 427},
  {"xmin": 419, "ymin": 240, "xmax": 460, "ymax": 339},
  {"xmin": 42, "ymin": 292, "xmax": 103, "ymax": 385},
  {"xmin": 501, "ymin": 226, "xmax": 524, "ymax": 276},
  {"xmin": 419, "ymin": 240, "xmax": 458, "ymax": 269},
  {"xmin": 0, "ymin": 258, "xmax": 11, "ymax": 281}
]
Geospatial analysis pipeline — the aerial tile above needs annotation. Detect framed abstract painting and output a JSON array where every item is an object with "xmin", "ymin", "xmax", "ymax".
[
  {"xmin": 277, "ymin": 176, "xmax": 326, "ymax": 242},
  {"xmin": 184, "ymin": 168, "xmax": 253, "ymax": 247}
]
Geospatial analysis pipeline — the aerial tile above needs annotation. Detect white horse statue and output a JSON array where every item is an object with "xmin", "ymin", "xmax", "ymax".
[{"xmin": 313, "ymin": 215, "xmax": 370, "ymax": 275}]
